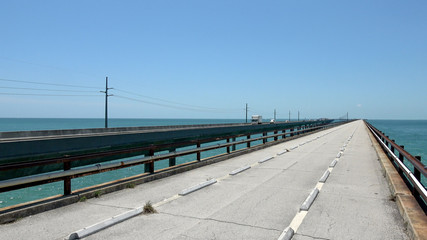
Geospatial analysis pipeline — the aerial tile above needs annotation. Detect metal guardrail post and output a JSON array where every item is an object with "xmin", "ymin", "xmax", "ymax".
[
  {"xmin": 290, "ymin": 128, "xmax": 294, "ymax": 137},
  {"xmin": 282, "ymin": 130, "xmax": 286, "ymax": 139},
  {"xmin": 232, "ymin": 137, "xmax": 236, "ymax": 151},
  {"xmin": 247, "ymin": 135, "xmax": 251, "ymax": 148},
  {"xmin": 414, "ymin": 156, "xmax": 422, "ymax": 184},
  {"xmin": 144, "ymin": 149, "xmax": 155, "ymax": 173},
  {"xmin": 226, "ymin": 138, "xmax": 230, "ymax": 153},
  {"xmin": 169, "ymin": 149, "xmax": 176, "ymax": 167},
  {"xmin": 64, "ymin": 161, "xmax": 71, "ymax": 195},
  {"xmin": 274, "ymin": 130, "xmax": 278, "ymax": 141},
  {"xmin": 413, "ymin": 156, "xmax": 422, "ymax": 202},
  {"xmin": 390, "ymin": 140, "xmax": 395, "ymax": 153},
  {"xmin": 263, "ymin": 133, "xmax": 267, "ymax": 144},
  {"xmin": 398, "ymin": 146, "xmax": 404, "ymax": 175},
  {"xmin": 197, "ymin": 142, "xmax": 201, "ymax": 161}
]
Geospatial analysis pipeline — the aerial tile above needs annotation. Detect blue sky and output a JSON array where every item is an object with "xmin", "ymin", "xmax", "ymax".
[{"xmin": 1, "ymin": 1, "xmax": 426, "ymax": 120}]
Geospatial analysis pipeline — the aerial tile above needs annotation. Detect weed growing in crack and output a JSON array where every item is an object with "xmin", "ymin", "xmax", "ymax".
[
  {"xmin": 94, "ymin": 190, "xmax": 102, "ymax": 198},
  {"xmin": 142, "ymin": 201, "xmax": 157, "ymax": 214}
]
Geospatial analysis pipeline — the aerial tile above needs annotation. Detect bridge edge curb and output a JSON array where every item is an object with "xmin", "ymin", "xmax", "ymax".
[{"xmin": 365, "ymin": 122, "xmax": 427, "ymax": 240}]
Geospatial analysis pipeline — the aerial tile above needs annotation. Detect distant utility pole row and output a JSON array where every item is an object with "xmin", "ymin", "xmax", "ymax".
[{"xmin": 245, "ymin": 103, "xmax": 302, "ymax": 123}]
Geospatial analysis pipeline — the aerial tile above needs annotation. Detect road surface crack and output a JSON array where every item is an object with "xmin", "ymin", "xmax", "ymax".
[
  {"xmin": 296, "ymin": 233, "xmax": 331, "ymax": 240},
  {"xmin": 161, "ymin": 212, "xmax": 281, "ymax": 233}
]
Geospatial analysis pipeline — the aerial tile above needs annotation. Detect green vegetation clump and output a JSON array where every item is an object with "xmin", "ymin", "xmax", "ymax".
[
  {"xmin": 94, "ymin": 191, "xmax": 102, "ymax": 198},
  {"xmin": 126, "ymin": 183, "xmax": 135, "ymax": 189},
  {"xmin": 79, "ymin": 196, "xmax": 87, "ymax": 202},
  {"xmin": 142, "ymin": 201, "xmax": 157, "ymax": 214}
]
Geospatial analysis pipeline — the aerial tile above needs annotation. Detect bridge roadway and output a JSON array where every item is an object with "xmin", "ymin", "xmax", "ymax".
[{"xmin": 0, "ymin": 120, "xmax": 409, "ymax": 239}]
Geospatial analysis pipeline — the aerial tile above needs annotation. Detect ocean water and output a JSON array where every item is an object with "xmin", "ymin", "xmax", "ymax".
[
  {"xmin": 0, "ymin": 119, "xmax": 425, "ymax": 208},
  {"xmin": 367, "ymin": 120, "xmax": 427, "ymax": 165},
  {"xmin": 367, "ymin": 120, "xmax": 427, "ymax": 188}
]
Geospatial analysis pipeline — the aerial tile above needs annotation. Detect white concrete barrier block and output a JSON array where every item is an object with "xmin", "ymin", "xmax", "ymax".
[
  {"xmin": 319, "ymin": 170, "xmax": 330, "ymax": 183},
  {"xmin": 277, "ymin": 150, "xmax": 288, "ymax": 155},
  {"xmin": 277, "ymin": 227, "xmax": 294, "ymax": 240},
  {"xmin": 258, "ymin": 156, "xmax": 274, "ymax": 163},
  {"xmin": 300, "ymin": 188, "xmax": 320, "ymax": 211},
  {"xmin": 179, "ymin": 179, "xmax": 217, "ymax": 196},
  {"xmin": 68, "ymin": 208, "xmax": 143, "ymax": 239},
  {"xmin": 229, "ymin": 166, "xmax": 251, "ymax": 175},
  {"xmin": 329, "ymin": 159, "xmax": 338, "ymax": 167}
]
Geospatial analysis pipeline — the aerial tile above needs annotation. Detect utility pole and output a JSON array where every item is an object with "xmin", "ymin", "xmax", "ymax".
[
  {"xmin": 347, "ymin": 112, "xmax": 349, "ymax": 121},
  {"xmin": 298, "ymin": 111, "xmax": 300, "ymax": 121},
  {"xmin": 246, "ymin": 103, "xmax": 248, "ymax": 123},
  {"xmin": 101, "ymin": 77, "xmax": 113, "ymax": 128},
  {"xmin": 289, "ymin": 110, "xmax": 291, "ymax": 121}
]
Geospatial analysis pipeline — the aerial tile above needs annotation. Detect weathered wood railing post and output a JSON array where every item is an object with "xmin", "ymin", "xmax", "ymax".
[
  {"xmin": 232, "ymin": 137, "xmax": 236, "ymax": 151},
  {"xmin": 263, "ymin": 132, "xmax": 267, "ymax": 144},
  {"xmin": 274, "ymin": 130, "xmax": 278, "ymax": 141}
]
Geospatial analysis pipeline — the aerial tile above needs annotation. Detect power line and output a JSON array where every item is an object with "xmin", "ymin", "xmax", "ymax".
[
  {"xmin": 0, "ymin": 86, "xmax": 97, "ymax": 93},
  {"xmin": 0, "ymin": 78, "xmax": 99, "ymax": 89},
  {"xmin": 0, "ymin": 92, "xmax": 100, "ymax": 97},
  {"xmin": 114, "ymin": 95, "xmax": 236, "ymax": 113},
  {"xmin": 114, "ymin": 88, "xmax": 239, "ymax": 112}
]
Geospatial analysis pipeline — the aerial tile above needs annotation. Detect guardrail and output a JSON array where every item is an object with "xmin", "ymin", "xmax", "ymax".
[
  {"xmin": 365, "ymin": 121, "xmax": 427, "ymax": 209},
  {"xmin": 0, "ymin": 122, "xmax": 338, "ymax": 198}
]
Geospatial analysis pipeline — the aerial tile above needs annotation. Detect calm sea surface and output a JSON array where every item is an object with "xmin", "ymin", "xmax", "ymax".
[{"xmin": 0, "ymin": 118, "xmax": 425, "ymax": 208}]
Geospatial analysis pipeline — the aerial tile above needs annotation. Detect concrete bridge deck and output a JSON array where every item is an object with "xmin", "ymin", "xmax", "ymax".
[{"xmin": 0, "ymin": 120, "xmax": 412, "ymax": 239}]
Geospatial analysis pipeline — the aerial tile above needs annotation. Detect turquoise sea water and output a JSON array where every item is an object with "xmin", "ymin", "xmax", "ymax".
[
  {"xmin": 0, "ymin": 118, "xmax": 425, "ymax": 208},
  {"xmin": 367, "ymin": 120, "xmax": 427, "ymax": 165}
]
